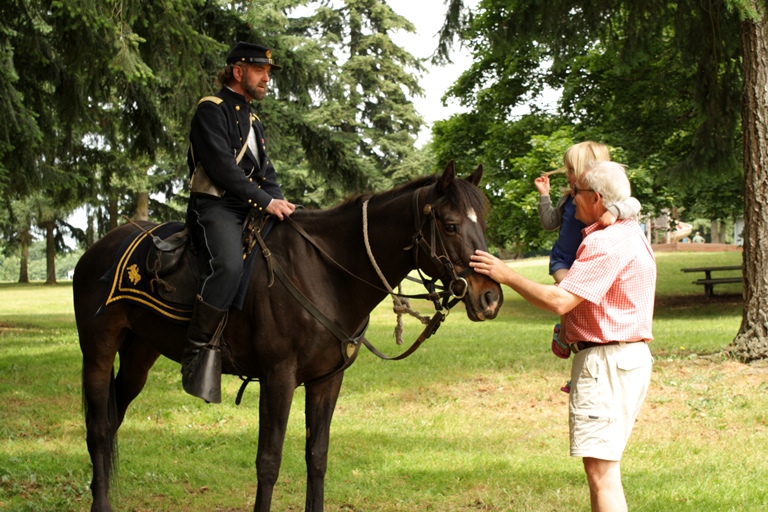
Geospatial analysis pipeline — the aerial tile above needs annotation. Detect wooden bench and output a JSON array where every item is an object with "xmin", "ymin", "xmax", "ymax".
[{"xmin": 680, "ymin": 265, "xmax": 742, "ymax": 297}]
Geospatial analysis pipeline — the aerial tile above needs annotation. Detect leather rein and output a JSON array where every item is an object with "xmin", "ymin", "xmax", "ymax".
[{"xmin": 235, "ymin": 185, "xmax": 473, "ymax": 402}]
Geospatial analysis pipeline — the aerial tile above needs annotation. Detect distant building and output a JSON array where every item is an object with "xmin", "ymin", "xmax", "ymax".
[{"xmin": 734, "ymin": 218, "xmax": 744, "ymax": 246}]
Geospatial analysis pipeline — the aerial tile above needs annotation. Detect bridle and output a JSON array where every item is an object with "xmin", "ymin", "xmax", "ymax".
[
  {"xmin": 403, "ymin": 186, "xmax": 474, "ymax": 311},
  {"xmin": 362, "ymin": 185, "xmax": 473, "ymax": 312},
  {"xmin": 354, "ymin": 185, "xmax": 476, "ymax": 363}
]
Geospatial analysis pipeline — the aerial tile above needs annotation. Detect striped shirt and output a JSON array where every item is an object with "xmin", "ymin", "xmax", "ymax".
[{"xmin": 559, "ymin": 219, "xmax": 656, "ymax": 343}]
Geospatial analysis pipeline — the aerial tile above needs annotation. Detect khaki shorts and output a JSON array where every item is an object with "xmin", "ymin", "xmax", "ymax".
[{"xmin": 569, "ymin": 341, "xmax": 653, "ymax": 461}]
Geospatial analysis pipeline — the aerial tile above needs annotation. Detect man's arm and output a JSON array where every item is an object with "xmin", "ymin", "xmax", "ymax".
[
  {"xmin": 470, "ymin": 250, "xmax": 584, "ymax": 315},
  {"xmin": 606, "ymin": 196, "xmax": 642, "ymax": 220}
]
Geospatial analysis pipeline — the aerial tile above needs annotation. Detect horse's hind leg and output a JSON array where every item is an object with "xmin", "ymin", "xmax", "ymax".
[
  {"xmin": 82, "ymin": 343, "xmax": 122, "ymax": 512},
  {"xmin": 114, "ymin": 338, "xmax": 161, "ymax": 424},
  {"xmin": 303, "ymin": 374, "xmax": 344, "ymax": 512},
  {"xmin": 83, "ymin": 334, "xmax": 161, "ymax": 512}
]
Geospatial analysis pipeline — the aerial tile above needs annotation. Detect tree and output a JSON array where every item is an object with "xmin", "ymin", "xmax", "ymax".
[
  {"xmin": 259, "ymin": 0, "xmax": 427, "ymax": 206},
  {"xmin": 435, "ymin": 0, "xmax": 742, "ymax": 211},
  {"xmin": 1, "ymin": 198, "xmax": 36, "ymax": 283},
  {"xmin": 432, "ymin": 110, "xmax": 568, "ymax": 253},
  {"xmin": 729, "ymin": 1, "xmax": 768, "ymax": 361},
  {"xmin": 1, "ymin": 0, "xmax": 247, "ymax": 243},
  {"xmin": 434, "ymin": 0, "xmax": 767, "ymax": 360},
  {"xmin": 0, "ymin": 0, "xmax": 430, "ymax": 282},
  {"xmin": 0, "ymin": 0, "xmax": 44, "ymax": 200}
]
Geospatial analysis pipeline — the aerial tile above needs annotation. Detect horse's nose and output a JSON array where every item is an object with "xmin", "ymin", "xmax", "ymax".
[{"xmin": 481, "ymin": 289, "xmax": 502, "ymax": 319}]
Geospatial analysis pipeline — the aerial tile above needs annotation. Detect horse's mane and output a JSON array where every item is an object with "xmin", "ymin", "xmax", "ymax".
[
  {"xmin": 294, "ymin": 173, "xmax": 489, "ymax": 228},
  {"xmin": 344, "ymin": 175, "xmax": 437, "ymax": 206}
]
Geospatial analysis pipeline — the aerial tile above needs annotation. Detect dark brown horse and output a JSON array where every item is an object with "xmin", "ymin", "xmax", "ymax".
[{"xmin": 74, "ymin": 162, "xmax": 503, "ymax": 512}]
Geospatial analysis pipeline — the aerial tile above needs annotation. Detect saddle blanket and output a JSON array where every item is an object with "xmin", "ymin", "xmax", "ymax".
[
  {"xmin": 100, "ymin": 218, "xmax": 272, "ymax": 323},
  {"xmin": 102, "ymin": 222, "xmax": 196, "ymax": 322}
]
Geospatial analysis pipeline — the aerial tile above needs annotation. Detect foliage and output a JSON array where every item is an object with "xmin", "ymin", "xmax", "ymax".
[
  {"xmin": 432, "ymin": 0, "xmax": 746, "ymax": 253},
  {"xmin": 0, "ymin": 0, "xmax": 433, "ymax": 280},
  {"xmin": 485, "ymin": 126, "xmax": 574, "ymax": 255},
  {"xmin": 267, "ymin": 0, "xmax": 429, "ymax": 205}
]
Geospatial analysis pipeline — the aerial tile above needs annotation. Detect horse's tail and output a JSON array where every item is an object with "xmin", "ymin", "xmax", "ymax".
[{"xmin": 82, "ymin": 366, "xmax": 120, "ymax": 489}]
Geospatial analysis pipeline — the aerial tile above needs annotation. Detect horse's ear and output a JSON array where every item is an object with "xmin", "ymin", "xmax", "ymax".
[
  {"xmin": 466, "ymin": 164, "xmax": 483, "ymax": 186},
  {"xmin": 437, "ymin": 161, "xmax": 456, "ymax": 193}
]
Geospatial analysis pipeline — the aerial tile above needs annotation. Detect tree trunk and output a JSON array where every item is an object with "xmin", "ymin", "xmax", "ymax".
[
  {"xmin": 108, "ymin": 194, "xmax": 119, "ymax": 231},
  {"xmin": 44, "ymin": 221, "xmax": 57, "ymax": 285},
  {"xmin": 86, "ymin": 209, "xmax": 95, "ymax": 247},
  {"xmin": 729, "ymin": 6, "xmax": 768, "ymax": 361},
  {"xmin": 135, "ymin": 190, "xmax": 149, "ymax": 221},
  {"xmin": 18, "ymin": 228, "xmax": 30, "ymax": 283},
  {"xmin": 710, "ymin": 220, "xmax": 726, "ymax": 243}
]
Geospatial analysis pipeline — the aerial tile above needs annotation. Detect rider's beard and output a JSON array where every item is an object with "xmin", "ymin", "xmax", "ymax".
[{"xmin": 242, "ymin": 72, "xmax": 267, "ymax": 101}]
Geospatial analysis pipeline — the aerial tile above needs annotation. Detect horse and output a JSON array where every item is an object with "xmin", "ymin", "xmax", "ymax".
[{"xmin": 73, "ymin": 161, "xmax": 503, "ymax": 512}]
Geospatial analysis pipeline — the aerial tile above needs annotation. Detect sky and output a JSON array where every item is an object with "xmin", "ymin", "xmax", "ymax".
[
  {"xmin": 386, "ymin": 0, "xmax": 560, "ymax": 146},
  {"xmin": 385, "ymin": 0, "xmax": 480, "ymax": 146}
]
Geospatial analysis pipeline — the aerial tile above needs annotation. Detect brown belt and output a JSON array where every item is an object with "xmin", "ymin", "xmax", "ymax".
[{"xmin": 571, "ymin": 340, "xmax": 643, "ymax": 353}]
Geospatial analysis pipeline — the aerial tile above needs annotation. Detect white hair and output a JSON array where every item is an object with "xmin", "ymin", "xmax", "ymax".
[{"xmin": 583, "ymin": 161, "xmax": 631, "ymax": 208}]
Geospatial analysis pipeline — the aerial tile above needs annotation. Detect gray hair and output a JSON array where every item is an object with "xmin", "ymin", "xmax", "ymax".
[{"xmin": 582, "ymin": 161, "xmax": 631, "ymax": 208}]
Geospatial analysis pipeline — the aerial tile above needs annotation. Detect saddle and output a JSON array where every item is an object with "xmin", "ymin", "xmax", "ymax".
[
  {"xmin": 144, "ymin": 209, "xmax": 271, "ymax": 308},
  {"xmin": 104, "ymin": 211, "xmax": 271, "ymax": 322}
]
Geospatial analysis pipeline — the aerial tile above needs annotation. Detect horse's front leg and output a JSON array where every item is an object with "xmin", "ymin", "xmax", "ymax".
[
  {"xmin": 304, "ymin": 373, "xmax": 345, "ymax": 512},
  {"xmin": 254, "ymin": 374, "xmax": 296, "ymax": 512}
]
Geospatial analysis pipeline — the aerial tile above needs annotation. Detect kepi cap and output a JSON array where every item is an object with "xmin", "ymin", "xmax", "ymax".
[{"xmin": 226, "ymin": 41, "xmax": 282, "ymax": 70}]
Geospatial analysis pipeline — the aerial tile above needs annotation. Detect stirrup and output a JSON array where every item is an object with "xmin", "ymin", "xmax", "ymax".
[{"xmin": 182, "ymin": 346, "xmax": 222, "ymax": 403}]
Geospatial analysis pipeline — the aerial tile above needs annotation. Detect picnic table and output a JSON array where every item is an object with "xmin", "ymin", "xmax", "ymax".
[{"xmin": 680, "ymin": 265, "xmax": 742, "ymax": 297}]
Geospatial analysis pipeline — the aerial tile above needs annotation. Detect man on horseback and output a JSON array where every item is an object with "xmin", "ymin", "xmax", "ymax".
[{"xmin": 183, "ymin": 41, "xmax": 296, "ymax": 402}]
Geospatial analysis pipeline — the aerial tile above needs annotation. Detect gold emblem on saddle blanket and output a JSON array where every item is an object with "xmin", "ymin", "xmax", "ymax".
[{"xmin": 127, "ymin": 264, "xmax": 141, "ymax": 285}]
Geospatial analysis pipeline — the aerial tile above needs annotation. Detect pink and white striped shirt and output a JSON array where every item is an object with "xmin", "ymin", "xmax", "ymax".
[{"xmin": 558, "ymin": 219, "xmax": 656, "ymax": 343}]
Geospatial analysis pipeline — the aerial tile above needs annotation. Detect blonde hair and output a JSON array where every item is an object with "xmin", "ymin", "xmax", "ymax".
[{"xmin": 563, "ymin": 141, "xmax": 611, "ymax": 178}]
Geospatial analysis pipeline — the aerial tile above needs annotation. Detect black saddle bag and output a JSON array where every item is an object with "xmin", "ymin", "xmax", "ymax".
[
  {"xmin": 144, "ymin": 227, "xmax": 201, "ymax": 305},
  {"xmin": 146, "ymin": 227, "xmax": 190, "ymax": 277}
]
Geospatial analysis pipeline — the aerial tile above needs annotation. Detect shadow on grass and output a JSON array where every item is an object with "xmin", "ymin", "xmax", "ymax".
[{"xmin": 653, "ymin": 293, "xmax": 742, "ymax": 320}]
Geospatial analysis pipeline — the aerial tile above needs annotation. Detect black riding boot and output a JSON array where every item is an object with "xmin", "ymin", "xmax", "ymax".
[{"xmin": 181, "ymin": 295, "xmax": 227, "ymax": 403}]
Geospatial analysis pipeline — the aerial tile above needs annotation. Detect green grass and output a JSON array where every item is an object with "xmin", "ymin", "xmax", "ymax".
[{"xmin": 2, "ymin": 251, "xmax": 766, "ymax": 511}]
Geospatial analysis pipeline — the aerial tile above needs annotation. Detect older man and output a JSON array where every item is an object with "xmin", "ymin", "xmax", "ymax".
[{"xmin": 470, "ymin": 161, "xmax": 655, "ymax": 512}]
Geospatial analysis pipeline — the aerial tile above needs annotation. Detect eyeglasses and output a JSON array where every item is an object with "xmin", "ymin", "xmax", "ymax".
[{"xmin": 573, "ymin": 186, "xmax": 594, "ymax": 195}]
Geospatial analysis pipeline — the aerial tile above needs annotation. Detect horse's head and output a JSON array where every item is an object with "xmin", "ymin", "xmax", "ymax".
[{"xmin": 413, "ymin": 161, "xmax": 503, "ymax": 321}]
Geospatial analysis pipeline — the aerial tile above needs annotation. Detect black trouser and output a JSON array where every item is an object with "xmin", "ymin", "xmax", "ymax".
[{"xmin": 188, "ymin": 196, "xmax": 249, "ymax": 310}]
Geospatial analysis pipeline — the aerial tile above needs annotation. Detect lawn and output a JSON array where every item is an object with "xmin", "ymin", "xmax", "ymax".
[{"xmin": 1, "ymin": 250, "xmax": 766, "ymax": 511}]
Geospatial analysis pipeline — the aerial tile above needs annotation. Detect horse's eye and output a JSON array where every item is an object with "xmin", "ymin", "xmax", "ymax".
[{"xmin": 444, "ymin": 223, "xmax": 458, "ymax": 234}]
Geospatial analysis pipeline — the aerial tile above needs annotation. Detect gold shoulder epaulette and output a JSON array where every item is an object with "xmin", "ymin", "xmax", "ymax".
[
  {"xmin": 198, "ymin": 96, "xmax": 223, "ymax": 105},
  {"xmin": 251, "ymin": 113, "xmax": 261, "ymax": 123}
]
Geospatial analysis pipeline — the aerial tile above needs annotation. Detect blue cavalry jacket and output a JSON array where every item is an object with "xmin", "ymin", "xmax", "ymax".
[{"xmin": 186, "ymin": 87, "xmax": 284, "ymax": 211}]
